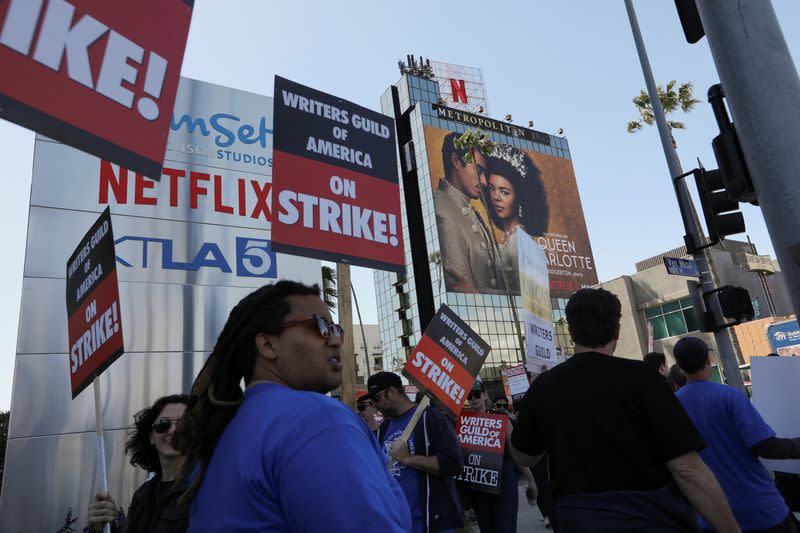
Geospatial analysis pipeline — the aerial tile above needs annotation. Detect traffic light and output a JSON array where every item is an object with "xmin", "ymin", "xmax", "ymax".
[
  {"xmin": 716, "ymin": 286, "xmax": 755, "ymax": 322},
  {"xmin": 708, "ymin": 85, "xmax": 757, "ymax": 204},
  {"xmin": 695, "ymin": 165, "xmax": 746, "ymax": 243}
]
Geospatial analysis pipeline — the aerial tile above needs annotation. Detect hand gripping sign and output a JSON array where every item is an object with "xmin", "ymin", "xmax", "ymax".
[
  {"xmin": 456, "ymin": 412, "xmax": 508, "ymax": 494},
  {"xmin": 271, "ymin": 76, "xmax": 405, "ymax": 272},
  {"xmin": 0, "ymin": 0, "xmax": 193, "ymax": 178},
  {"xmin": 66, "ymin": 207, "xmax": 124, "ymax": 399}
]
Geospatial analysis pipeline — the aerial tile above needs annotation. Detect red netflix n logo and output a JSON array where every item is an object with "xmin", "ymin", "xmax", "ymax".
[{"xmin": 450, "ymin": 79, "xmax": 468, "ymax": 104}]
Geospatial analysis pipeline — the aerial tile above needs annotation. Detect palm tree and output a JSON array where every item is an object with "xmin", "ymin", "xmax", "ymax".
[
  {"xmin": 627, "ymin": 80, "xmax": 701, "ymax": 149},
  {"xmin": 321, "ymin": 266, "xmax": 337, "ymax": 311}
]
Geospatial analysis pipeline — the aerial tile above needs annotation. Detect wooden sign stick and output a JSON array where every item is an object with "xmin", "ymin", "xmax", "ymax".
[{"xmin": 387, "ymin": 395, "xmax": 431, "ymax": 470}]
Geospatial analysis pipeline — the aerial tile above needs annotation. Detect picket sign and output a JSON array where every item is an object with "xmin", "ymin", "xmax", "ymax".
[{"xmin": 387, "ymin": 396, "xmax": 431, "ymax": 470}]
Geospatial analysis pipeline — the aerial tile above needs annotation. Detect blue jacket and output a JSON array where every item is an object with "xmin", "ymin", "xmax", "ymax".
[{"xmin": 378, "ymin": 406, "xmax": 464, "ymax": 533}]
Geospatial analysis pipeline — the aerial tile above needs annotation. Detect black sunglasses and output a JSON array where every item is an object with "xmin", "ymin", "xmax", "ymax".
[
  {"xmin": 494, "ymin": 403, "xmax": 509, "ymax": 411},
  {"xmin": 467, "ymin": 391, "xmax": 483, "ymax": 400},
  {"xmin": 152, "ymin": 417, "xmax": 180, "ymax": 434},
  {"xmin": 357, "ymin": 403, "xmax": 369, "ymax": 411},
  {"xmin": 282, "ymin": 314, "xmax": 344, "ymax": 339}
]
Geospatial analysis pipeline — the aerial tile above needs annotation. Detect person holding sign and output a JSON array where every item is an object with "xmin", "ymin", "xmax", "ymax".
[
  {"xmin": 88, "ymin": 394, "xmax": 190, "ymax": 532},
  {"xmin": 463, "ymin": 382, "xmax": 537, "ymax": 533},
  {"xmin": 510, "ymin": 288, "xmax": 742, "ymax": 533},
  {"xmin": 172, "ymin": 282, "xmax": 410, "ymax": 532},
  {"xmin": 369, "ymin": 371, "xmax": 464, "ymax": 533}
]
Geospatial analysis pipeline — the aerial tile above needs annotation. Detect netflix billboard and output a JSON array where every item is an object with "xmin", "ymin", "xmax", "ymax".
[
  {"xmin": 271, "ymin": 76, "xmax": 405, "ymax": 272},
  {"xmin": 0, "ymin": 0, "xmax": 193, "ymax": 178}
]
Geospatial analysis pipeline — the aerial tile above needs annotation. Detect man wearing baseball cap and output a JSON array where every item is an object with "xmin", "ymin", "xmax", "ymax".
[
  {"xmin": 368, "ymin": 371, "xmax": 463, "ymax": 533},
  {"xmin": 675, "ymin": 336, "xmax": 800, "ymax": 532}
]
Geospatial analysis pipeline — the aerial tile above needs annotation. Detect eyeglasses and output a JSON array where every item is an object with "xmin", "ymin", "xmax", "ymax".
[
  {"xmin": 372, "ymin": 388, "xmax": 390, "ymax": 403},
  {"xmin": 357, "ymin": 403, "xmax": 370, "ymax": 411},
  {"xmin": 152, "ymin": 417, "xmax": 181, "ymax": 434},
  {"xmin": 282, "ymin": 314, "xmax": 344, "ymax": 340},
  {"xmin": 467, "ymin": 391, "xmax": 483, "ymax": 400},
  {"xmin": 494, "ymin": 403, "xmax": 509, "ymax": 411}
]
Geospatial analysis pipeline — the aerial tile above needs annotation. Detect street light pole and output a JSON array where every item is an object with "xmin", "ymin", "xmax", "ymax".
[
  {"xmin": 624, "ymin": 0, "xmax": 745, "ymax": 391},
  {"xmin": 694, "ymin": 0, "xmax": 800, "ymax": 320}
]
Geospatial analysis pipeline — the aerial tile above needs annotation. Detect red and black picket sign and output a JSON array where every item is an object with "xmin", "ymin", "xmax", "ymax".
[
  {"xmin": 0, "ymin": 0, "xmax": 193, "ymax": 178},
  {"xmin": 66, "ymin": 207, "xmax": 124, "ymax": 398},
  {"xmin": 456, "ymin": 412, "xmax": 508, "ymax": 494},
  {"xmin": 403, "ymin": 304, "xmax": 490, "ymax": 417},
  {"xmin": 271, "ymin": 75, "xmax": 405, "ymax": 272}
]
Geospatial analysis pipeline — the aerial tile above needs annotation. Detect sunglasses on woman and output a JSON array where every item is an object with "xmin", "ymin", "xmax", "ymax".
[
  {"xmin": 467, "ymin": 391, "xmax": 483, "ymax": 400},
  {"xmin": 494, "ymin": 402, "xmax": 510, "ymax": 411},
  {"xmin": 357, "ymin": 403, "xmax": 370, "ymax": 411},
  {"xmin": 282, "ymin": 314, "xmax": 344, "ymax": 339},
  {"xmin": 152, "ymin": 417, "xmax": 181, "ymax": 434}
]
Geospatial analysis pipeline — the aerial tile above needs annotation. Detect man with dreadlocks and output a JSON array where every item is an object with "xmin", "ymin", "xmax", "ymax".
[{"xmin": 173, "ymin": 281, "xmax": 411, "ymax": 532}]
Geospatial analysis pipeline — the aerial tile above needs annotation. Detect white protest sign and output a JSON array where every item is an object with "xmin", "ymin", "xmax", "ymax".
[
  {"xmin": 751, "ymin": 356, "xmax": 800, "ymax": 475},
  {"xmin": 517, "ymin": 230, "xmax": 556, "ymax": 373}
]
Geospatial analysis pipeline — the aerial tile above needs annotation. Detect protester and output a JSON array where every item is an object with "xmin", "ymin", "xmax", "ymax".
[
  {"xmin": 465, "ymin": 382, "xmax": 537, "ymax": 533},
  {"xmin": 484, "ymin": 145, "xmax": 549, "ymax": 292},
  {"xmin": 491, "ymin": 393, "xmax": 512, "ymax": 415},
  {"xmin": 357, "ymin": 391, "xmax": 381, "ymax": 435},
  {"xmin": 510, "ymin": 288, "xmax": 742, "ymax": 532},
  {"xmin": 433, "ymin": 131, "xmax": 500, "ymax": 292},
  {"xmin": 668, "ymin": 363, "xmax": 688, "ymax": 392},
  {"xmin": 88, "ymin": 394, "xmax": 190, "ymax": 533},
  {"xmin": 643, "ymin": 351, "xmax": 668, "ymax": 377},
  {"xmin": 675, "ymin": 336, "xmax": 800, "ymax": 532},
  {"xmin": 370, "ymin": 371, "xmax": 463, "ymax": 533},
  {"xmin": 172, "ymin": 281, "xmax": 410, "ymax": 532}
]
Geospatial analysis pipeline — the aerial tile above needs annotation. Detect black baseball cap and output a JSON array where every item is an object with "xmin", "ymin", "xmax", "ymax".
[
  {"xmin": 673, "ymin": 337, "xmax": 713, "ymax": 373},
  {"xmin": 367, "ymin": 372, "xmax": 402, "ymax": 399}
]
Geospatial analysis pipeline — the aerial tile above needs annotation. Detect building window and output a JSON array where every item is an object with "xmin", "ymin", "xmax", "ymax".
[{"xmin": 644, "ymin": 298, "xmax": 698, "ymax": 341}]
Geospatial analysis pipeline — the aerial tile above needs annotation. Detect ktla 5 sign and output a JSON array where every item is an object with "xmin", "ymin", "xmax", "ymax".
[{"xmin": 0, "ymin": 0, "xmax": 193, "ymax": 178}]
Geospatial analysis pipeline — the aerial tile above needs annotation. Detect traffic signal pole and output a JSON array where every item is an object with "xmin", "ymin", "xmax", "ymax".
[
  {"xmin": 694, "ymin": 0, "xmax": 800, "ymax": 320},
  {"xmin": 625, "ymin": 0, "xmax": 745, "ymax": 391}
]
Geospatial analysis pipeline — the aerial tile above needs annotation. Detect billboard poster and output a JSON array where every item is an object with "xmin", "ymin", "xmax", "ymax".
[
  {"xmin": 423, "ymin": 124, "xmax": 597, "ymax": 298},
  {"xmin": 455, "ymin": 412, "xmax": 508, "ymax": 494},
  {"xmin": 518, "ymin": 230, "xmax": 557, "ymax": 373},
  {"xmin": 505, "ymin": 364, "xmax": 529, "ymax": 404},
  {"xmin": 0, "ymin": 0, "xmax": 193, "ymax": 177},
  {"xmin": 65, "ymin": 207, "xmax": 124, "ymax": 398},
  {"xmin": 403, "ymin": 304, "xmax": 490, "ymax": 416},
  {"xmin": 767, "ymin": 319, "xmax": 800, "ymax": 356},
  {"xmin": 271, "ymin": 76, "xmax": 404, "ymax": 272}
]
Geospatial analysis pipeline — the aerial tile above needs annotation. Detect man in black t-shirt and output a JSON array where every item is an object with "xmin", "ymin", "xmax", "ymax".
[{"xmin": 510, "ymin": 288, "xmax": 741, "ymax": 533}]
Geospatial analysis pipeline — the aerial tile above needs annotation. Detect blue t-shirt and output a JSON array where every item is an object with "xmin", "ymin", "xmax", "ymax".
[
  {"xmin": 677, "ymin": 380, "xmax": 788, "ymax": 530},
  {"xmin": 188, "ymin": 383, "xmax": 411, "ymax": 532},
  {"xmin": 380, "ymin": 407, "xmax": 423, "ymax": 530}
]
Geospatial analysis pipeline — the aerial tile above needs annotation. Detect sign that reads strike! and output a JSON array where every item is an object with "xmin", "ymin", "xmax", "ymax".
[
  {"xmin": 403, "ymin": 305, "xmax": 490, "ymax": 417},
  {"xmin": 66, "ymin": 207, "xmax": 124, "ymax": 399},
  {"xmin": 0, "ymin": 0, "xmax": 193, "ymax": 178},
  {"xmin": 456, "ymin": 412, "xmax": 508, "ymax": 494},
  {"xmin": 271, "ymin": 76, "xmax": 405, "ymax": 272}
]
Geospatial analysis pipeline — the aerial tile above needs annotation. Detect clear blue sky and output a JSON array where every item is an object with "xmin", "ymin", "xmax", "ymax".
[{"xmin": 0, "ymin": 1, "xmax": 798, "ymax": 410}]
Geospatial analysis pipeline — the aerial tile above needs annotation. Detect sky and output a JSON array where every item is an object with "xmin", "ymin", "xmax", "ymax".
[{"xmin": 0, "ymin": 0, "xmax": 798, "ymax": 410}]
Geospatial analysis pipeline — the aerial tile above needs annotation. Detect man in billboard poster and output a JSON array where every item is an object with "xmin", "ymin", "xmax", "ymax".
[{"xmin": 433, "ymin": 132, "xmax": 501, "ymax": 292}]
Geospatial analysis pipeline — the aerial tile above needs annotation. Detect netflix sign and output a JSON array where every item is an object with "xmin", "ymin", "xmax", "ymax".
[{"xmin": 0, "ymin": 0, "xmax": 193, "ymax": 178}]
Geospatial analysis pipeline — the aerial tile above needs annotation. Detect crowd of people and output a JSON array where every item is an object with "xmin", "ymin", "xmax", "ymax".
[{"xmin": 87, "ymin": 283, "xmax": 799, "ymax": 533}]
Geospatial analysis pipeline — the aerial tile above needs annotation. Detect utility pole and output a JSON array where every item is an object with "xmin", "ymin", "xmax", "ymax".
[
  {"xmin": 694, "ymin": 0, "xmax": 800, "ymax": 319},
  {"xmin": 625, "ymin": 0, "xmax": 745, "ymax": 391},
  {"xmin": 337, "ymin": 264, "xmax": 356, "ymax": 408}
]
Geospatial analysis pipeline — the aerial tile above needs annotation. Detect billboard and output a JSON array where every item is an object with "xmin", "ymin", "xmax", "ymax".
[
  {"xmin": 2, "ymin": 77, "xmax": 321, "ymax": 532},
  {"xmin": 767, "ymin": 319, "xmax": 800, "ymax": 356},
  {"xmin": 272, "ymin": 76, "xmax": 404, "ymax": 272},
  {"xmin": 423, "ymin": 124, "xmax": 597, "ymax": 298},
  {"xmin": 0, "ymin": 0, "xmax": 193, "ymax": 177}
]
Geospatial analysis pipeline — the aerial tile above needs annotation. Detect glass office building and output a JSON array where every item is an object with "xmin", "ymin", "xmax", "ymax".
[{"xmin": 375, "ymin": 71, "xmax": 597, "ymax": 391}]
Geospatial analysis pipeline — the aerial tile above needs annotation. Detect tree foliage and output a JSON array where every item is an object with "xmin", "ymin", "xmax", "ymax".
[
  {"xmin": 454, "ymin": 129, "xmax": 497, "ymax": 163},
  {"xmin": 627, "ymin": 80, "xmax": 701, "ymax": 143}
]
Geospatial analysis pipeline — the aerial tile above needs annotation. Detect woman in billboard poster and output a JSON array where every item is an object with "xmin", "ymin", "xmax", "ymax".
[{"xmin": 484, "ymin": 145, "xmax": 549, "ymax": 292}]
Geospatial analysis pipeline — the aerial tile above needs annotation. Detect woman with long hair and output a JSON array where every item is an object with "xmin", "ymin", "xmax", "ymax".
[
  {"xmin": 88, "ymin": 393, "xmax": 190, "ymax": 532},
  {"xmin": 171, "ymin": 280, "xmax": 410, "ymax": 532},
  {"xmin": 484, "ymin": 145, "xmax": 549, "ymax": 292}
]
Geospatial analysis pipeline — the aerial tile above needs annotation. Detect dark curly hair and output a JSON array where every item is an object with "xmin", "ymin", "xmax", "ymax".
[
  {"xmin": 173, "ymin": 281, "xmax": 320, "ymax": 508},
  {"xmin": 125, "ymin": 394, "xmax": 189, "ymax": 475},
  {"xmin": 484, "ymin": 146, "xmax": 549, "ymax": 236}
]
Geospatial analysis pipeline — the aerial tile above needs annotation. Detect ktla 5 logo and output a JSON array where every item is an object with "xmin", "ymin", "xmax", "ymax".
[{"xmin": 114, "ymin": 236, "xmax": 277, "ymax": 278}]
